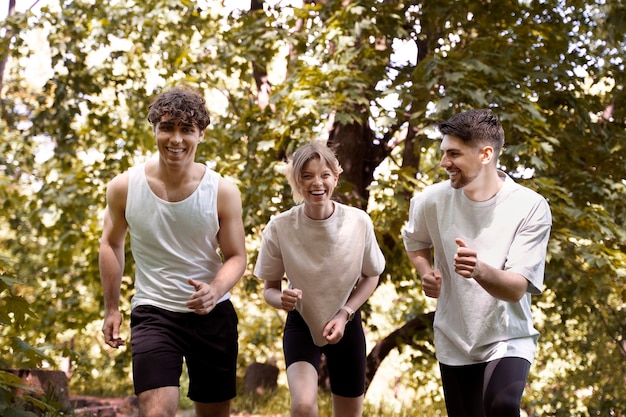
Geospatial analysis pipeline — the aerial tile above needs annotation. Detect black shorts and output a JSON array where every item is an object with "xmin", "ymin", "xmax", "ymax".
[
  {"xmin": 130, "ymin": 301, "xmax": 238, "ymax": 403},
  {"xmin": 283, "ymin": 310, "xmax": 366, "ymax": 398}
]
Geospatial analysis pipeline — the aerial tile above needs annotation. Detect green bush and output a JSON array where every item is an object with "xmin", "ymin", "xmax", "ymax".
[{"xmin": 0, "ymin": 257, "xmax": 61, "ymax": 416}]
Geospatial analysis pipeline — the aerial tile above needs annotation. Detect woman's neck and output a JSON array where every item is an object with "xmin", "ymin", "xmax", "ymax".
[{"xmin": 304, "ymin": 201, "xmax": 335, "ymax": 220}]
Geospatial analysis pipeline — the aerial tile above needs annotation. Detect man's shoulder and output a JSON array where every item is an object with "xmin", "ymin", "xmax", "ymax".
[
  {"xmin": 411, "ymin": 180, "xmax": 452, "ymax": 202},
  {"xmin": 216, "ymin": 175, "xmax": 239, "ymax": 193},
  {"xmin": 506, "ymin": 178, "xmax": 547, "ymax": 202},
  {"xmin": 428, "ymin": 180, "xmax": 453, "ymax": 193},
  {"xmin": 107, "ymin": 170, "xmax": 131, "ymax": 193}
]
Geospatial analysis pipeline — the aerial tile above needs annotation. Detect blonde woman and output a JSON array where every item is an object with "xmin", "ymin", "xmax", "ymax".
[{"xmin": 254, "ymin": 142, "xmax": 385, "ymax": 417}]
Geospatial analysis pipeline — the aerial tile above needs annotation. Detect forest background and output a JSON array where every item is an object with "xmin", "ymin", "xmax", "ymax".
[{"xmin": 0, "ymin": 0, "xmax": 624, "ymax": 416}]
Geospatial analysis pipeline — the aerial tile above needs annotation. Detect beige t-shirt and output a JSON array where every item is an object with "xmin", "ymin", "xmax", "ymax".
[{"xmin": 254, "ymin": 202, "xmax": 385, "ymax": 346}]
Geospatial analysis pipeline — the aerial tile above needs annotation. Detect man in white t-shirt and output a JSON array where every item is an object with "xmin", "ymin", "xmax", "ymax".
[{"xmin": 403, "ymin": 109, "xmax": 551, "ymax": 417}]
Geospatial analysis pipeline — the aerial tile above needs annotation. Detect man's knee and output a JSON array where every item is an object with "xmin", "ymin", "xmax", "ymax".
[
  {"xmin": 194, "ymin": 400, "xmax": 231, "ymax": 417},
  {"xmin": 138, "ymin": 387, "xmax": 179, "ymax": 417}
]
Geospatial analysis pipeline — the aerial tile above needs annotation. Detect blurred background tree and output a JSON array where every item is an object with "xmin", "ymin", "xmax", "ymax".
[{"xmin": 0, "ymin": 0, "xmax": 624, "ymax": 415}]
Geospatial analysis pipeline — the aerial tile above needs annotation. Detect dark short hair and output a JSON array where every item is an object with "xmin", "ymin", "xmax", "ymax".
[
  {"xmin": 147, "ymin": 86, "xmax": 211, "ymax": 131},
  {"xmin": 438, "ymin": 109, "xmax": 504, "ymax": 156}
]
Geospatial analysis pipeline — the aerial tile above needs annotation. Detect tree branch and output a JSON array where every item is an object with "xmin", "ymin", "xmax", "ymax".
[{"xmin": 365, "ymin": 311, "xmax": 435, "ymax": 392}]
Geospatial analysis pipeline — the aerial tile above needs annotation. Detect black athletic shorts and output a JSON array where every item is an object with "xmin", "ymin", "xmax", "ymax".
[
  {"xmin": 130, "ymin": 301, "xmax": 238, "ymax": 403},
  {"xmin": 283, "ymin": 309, "xmax": 366, "ymax": 398}
]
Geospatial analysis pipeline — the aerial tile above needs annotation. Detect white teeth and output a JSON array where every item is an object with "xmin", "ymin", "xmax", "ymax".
[
  {"xmin": 168, "ymin": 148, "xmax": 184, "ymax": 154},
  {"xmin": 310, "ymin": 190, "xmax": 325, "ymax": 195}
]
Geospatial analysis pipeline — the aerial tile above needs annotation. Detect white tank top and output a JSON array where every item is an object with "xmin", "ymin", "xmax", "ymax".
[{"xmin": 126, "ymin": 163, "xmax": 229, "ymax": 312}]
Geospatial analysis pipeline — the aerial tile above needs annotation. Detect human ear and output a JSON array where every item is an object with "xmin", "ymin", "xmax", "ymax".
[{"xmin": 481, "ymin": 146, "xmax": 494, "ymax": 164}]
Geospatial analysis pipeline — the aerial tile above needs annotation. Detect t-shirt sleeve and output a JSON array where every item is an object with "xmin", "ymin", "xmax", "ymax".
[
  {"xmin": 362, "ymin": 215, "xmax": 386, "ymax": 277},
  {"xmin": 253, "ymin": 221, "xmax": 285, "ymax": 281},
  {"xmin": 506, "ymin": 196, "xmax": 552, "ymax": 295},
  {"xmin": 402, "ymin": 193, "xmax": 433, "ymax": 252}
]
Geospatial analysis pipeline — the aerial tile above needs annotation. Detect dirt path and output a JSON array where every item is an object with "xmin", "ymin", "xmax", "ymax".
[{"xmin": 70, "ymin": 396, "xmax": 282, "ymax": 417}]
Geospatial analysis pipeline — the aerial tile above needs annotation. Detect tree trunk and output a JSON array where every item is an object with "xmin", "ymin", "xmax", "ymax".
[
  {"xmin": 0, "ymin": 0, "xmax": 17, "ymax": 95},
  {"xmin": 327, "ymin": 118, "xmax": 389, "ymax": 209},
  {"xmin": 365, "ymin": 311, "xmax": 435, "ymax": 393},
  {"xmin": 243, "ymin": 361, "xmax": 279, "ymax": 395},
  {"xmin": 6, "ymin": 368, "xmax": 71, "ymax": 412}
]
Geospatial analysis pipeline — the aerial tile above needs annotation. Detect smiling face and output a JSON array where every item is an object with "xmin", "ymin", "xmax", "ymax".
[
  {"xmin": 439, "ymin": 134, "xmax": 487, "ymax": 189},
  {"xmin": 155, "ymin": 116, "xmax": 203, "ymax": 169},
  {"xmin": 298, "ymin": 157, "xmax": 339, "ymax": 218}
]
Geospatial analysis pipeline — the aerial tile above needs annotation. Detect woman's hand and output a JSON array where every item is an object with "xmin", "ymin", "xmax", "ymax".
[
  {"xmin": 323, "ymin": 311, "xmax": 349, "ymax": 344},
  {"xmin": 281, "ymin": 288, "xmax": 302, "ymax": 311}
]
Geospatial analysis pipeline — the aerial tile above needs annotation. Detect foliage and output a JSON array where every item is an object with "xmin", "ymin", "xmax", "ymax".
[
  {"xmin": 0, "ymin": 257, "xmax": 61, "ymax": 416},
  {"xmin": 0, "ymin": 0, "xmax": 624, "ymax": 415}
]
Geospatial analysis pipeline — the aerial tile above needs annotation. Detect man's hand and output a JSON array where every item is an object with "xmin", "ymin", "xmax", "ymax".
[
  {"xmin": 454, "ymin": 238, "xmax": 480, "ymax": 278},
  {"xmin": 186, "ymin": 278, "xmax": 220, "ymax": 314},
  {"xmin": 102, "ymin": 310, "xmax": 125, "ymax": 348},
  {"xmin": 422, "ymin": 269, "xmax": 442, "ymax": 298}
]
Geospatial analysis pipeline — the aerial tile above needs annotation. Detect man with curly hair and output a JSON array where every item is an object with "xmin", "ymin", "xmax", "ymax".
[{"xmin": 100, "ymin": 86, "xmax": 246, "ymax": 417}]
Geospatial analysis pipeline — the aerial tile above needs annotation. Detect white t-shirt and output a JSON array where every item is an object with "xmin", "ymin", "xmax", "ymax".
[
  {"xmin": 254, "ymin": 202, "xmax": 386, "ymax": 346},
  {"xmin": 402, "ymin": 171, "xmax": 552, "ymax": 365}
]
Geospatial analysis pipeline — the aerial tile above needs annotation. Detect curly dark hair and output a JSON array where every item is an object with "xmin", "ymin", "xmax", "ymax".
[{"xmin": 147, "ymin": 86, "xmax": 211, "ymax": 131}]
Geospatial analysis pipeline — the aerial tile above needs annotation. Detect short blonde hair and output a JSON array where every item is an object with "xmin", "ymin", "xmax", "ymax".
[{"xmin": 285, "ymin": 142, "xmax": 343, "ymax": 203}]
